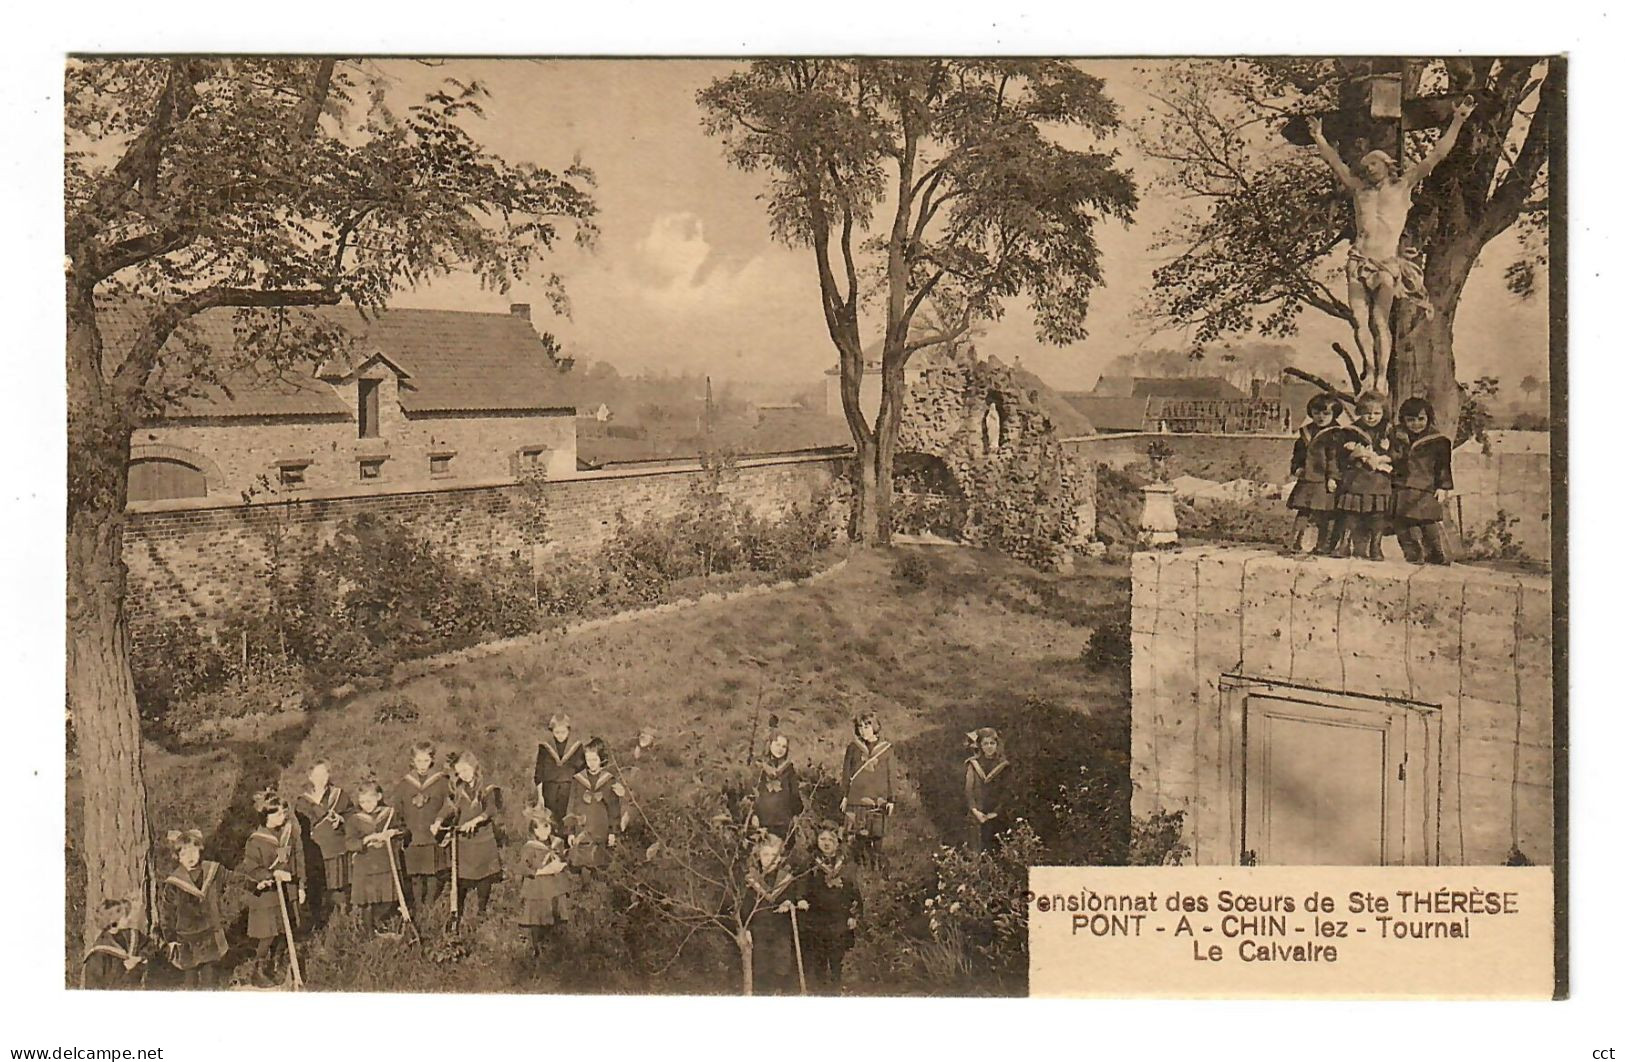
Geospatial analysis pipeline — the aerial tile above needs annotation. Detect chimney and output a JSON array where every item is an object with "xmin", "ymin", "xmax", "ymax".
[{"xmin": 509, "ymin": 303, "xmax": 531, "ymax": 321}]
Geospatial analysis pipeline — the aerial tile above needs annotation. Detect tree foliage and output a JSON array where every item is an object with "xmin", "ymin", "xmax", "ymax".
[
  {"xmin": 697, "ymin": 60, "xmax": 1136, "ymax": 540},
  {"xmin": 1136, "ymin": 58, "xmax": 1553, "ymax": 427},
  {"xmin": 64, "ymin": 57, "xmax": 597, "ymax": 947}
]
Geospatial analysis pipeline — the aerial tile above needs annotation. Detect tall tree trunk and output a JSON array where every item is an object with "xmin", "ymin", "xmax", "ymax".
[
  {"xmin": 1391, "ymin": 236, "xmax": 1478, "ymax": 439},
  {"xmin": 66, "ymin": 283, "xmax": 153, "ymax": 952},
  {"xmin": 67, "ymin": 504, "xmax": 152, "ymax": 950},
  {"xmin": 873, "ymin": 360, "xmax": 907, "ymax": 547},
  {"xmin": 854, "ymin": 438, "xmax": 879, "ymax": 544}
]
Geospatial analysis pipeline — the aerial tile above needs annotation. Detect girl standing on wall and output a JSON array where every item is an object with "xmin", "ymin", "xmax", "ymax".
[
  {"xmin": 1285, "ymin": 393, "xmax": 1346, "ymax": 554},
  {"xmin": 1391, "ymin": 396, "xmax": 1455, "ymax": 565},
  {"xmin": 1330, "ymin": 391, "xmax": 1396, "ymax": 561}
]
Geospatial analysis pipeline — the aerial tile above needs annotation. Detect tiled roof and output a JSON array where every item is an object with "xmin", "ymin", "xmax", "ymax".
[
  {"xmin": 105, "ymin": 304, "xmax": 573, "ymax": 419},
  {"xmin": 1063, "ymin": 395, "xmax": 1153, "ymax": 433},
  {"xmin": 1129, "ymin": 376, "xmax": 1247, "ymax": 399}
]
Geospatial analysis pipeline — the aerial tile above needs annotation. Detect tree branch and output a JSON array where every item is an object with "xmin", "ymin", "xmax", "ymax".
[{"xmin": 1284, "ymin": 365, "xmax": 1357, "ymax": 404}]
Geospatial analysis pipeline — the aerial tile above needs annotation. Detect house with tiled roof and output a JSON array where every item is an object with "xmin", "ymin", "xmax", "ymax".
[{"xmin": 124, "ymin": 303, "xmax": 578, "ymax": 506}]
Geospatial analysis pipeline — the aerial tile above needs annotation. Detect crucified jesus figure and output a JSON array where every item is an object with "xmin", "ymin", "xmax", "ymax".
[{"xmin": 1307, "ymin": 97, "xmax": 1475, "ymax": 390}]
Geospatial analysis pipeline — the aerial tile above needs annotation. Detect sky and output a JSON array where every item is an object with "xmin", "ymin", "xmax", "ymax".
[{"xmin": 383, "ymin": 59, "xmax": 1550, "ymax": 396}]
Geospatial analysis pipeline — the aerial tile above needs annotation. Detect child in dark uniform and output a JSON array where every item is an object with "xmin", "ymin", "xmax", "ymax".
[
  {"xmin": 565, "ymin": 737, "xmax": 624, "ymax": 873},
  {"xmin": 79, "ymin": 894, "xmax": 149, "ymax": 989},
  {"xmin": 840, "ymin": 711, "xmax": 895, "ymax": 869},
  {"xmin": 296, "ymin": 758, "xmax": 351, "ymax": 927},
  {"xmin": 157, "ymin": 828, "xmax": 229, "ymax": 989},
  {"xmin": 518, "ymin": 806, "xmax": 574, "ymax": 957},
  {"xmin": 1285, "ymin": 393, "xmax": 1345, "ymax": 553},
  {"xmin": 802, "ymin": 825, "xmax": 860, "ymax": 995},
  {"xmin": 533, "ymin": 713, "xmax": 586, "ymax": 827},
  {"xmin": 443, "ymin": 750, "xmax": 503, "ymax": 925},
  {"xmin": 240, "ymin": 790, "xmax": 306, "ymax": 987},
  {"xmin": 751, "ymin": 720, "xmax": 803, "ymax": 846},
  {"xmin": 963, "ymin": 727, "xmax": 1011, "ymax": 853},
  {"xmin": 746, "ymin": 834, "xmax": 806, "ymax": 996},
  {"xmin": 1330, "ymin": 391, "xmax": 1396, "ymax": 560},
  {"xmin": 1392, "ymin": 396, "xmax": 1455, "ymax": 565},
  {"xmin": 346, "ymin": 780, "xmax": 405, "ymax": 934},
  {"xmin": 390, "ymin": 740, "xmax": 450, "ymax": 912}
]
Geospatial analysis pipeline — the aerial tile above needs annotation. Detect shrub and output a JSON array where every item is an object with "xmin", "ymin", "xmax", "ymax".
[
  {"xmin": 1459, "ymin": 509, "xmax": 1529, "ymax": 563},
  {"xmin": 893, "ymin": 550, "xmax": 932, "ymax": 588},
  {"xmin": 921, "ymin": 821, "xmax": 1046, "ymax": 989},
  {"xmin": 1082, "ymin": 619, "xmax": 1132, "ymax": 674},
  {"xmin": 1129, "ymin": 808, "xmax": 1191, "ymax": 866}
]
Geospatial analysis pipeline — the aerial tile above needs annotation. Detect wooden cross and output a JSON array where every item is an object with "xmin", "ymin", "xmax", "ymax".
[{"xmin": 1279, "ymin": 59, "xmax": 1473, "ymax": 168}]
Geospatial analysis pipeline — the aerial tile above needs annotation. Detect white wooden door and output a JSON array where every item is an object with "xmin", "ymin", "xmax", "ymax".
[{"xmin": 1229, "ymin": 681, "xmax": 1438, "ymax": 866}]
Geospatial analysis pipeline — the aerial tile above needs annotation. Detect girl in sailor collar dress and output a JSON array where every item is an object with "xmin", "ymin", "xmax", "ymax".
[
  {"xmin": 443, "ymin": 750, "xmax": 504, "ymax": 923},
  {"xmin": 345, "ymin": 780, "xmax": 405, "ymax": 933},
  {"xmin": 751, "ymin": 721, "xmax": 803, "ymax": 845},
  {"xmin": 390, "ymin": 740, "xmax": 451, "ymax": 911},
  {"xmin": 840, "ymin": 711, "xmax": 895, "ymax": 869},
  {"xmin": 1330, "ymin": 391, "xmax": 1397, "ymax": 560},
  {"xmin": 802, "ymin": 825, "xmax": 860, "ymax": 994},
  {"xmin": 533, "ymin": 713, "xmax": 587, "ymax": 826},
  {"xmin": 157, "ymin": 828, "xmax": 230, "ymax": 988},
  {"xmin": 1285, "ymin": 393, "xmax": 1346, "ymax": 554},
  {"xmin": 518, "ymin": 806, "xmax": 574, "ymax": 955},
  {"xmin": 1392, "ymin": 396, "xmax": 1455, "ymax": 565},
  {"xmin": 295, "ymin": 758, "xmax": 352, "ymax": 925},
  {"xmin": 565, "ymin": 738, "xmax": 624, "ymax": 872},
  {"xmin": 964, "ymin": 727, "xmax": 1011, "ymax": 853},
  {"xmin": 240, "ymin": 790, "xmax": 306, "ymax": 987},
  {"xmin": 746, "ymin": 834, "xmax": 806, "ymax": 996},
  {"xmin": 80, "ymin": 894, "xmax": 149, "ymax": 989}
]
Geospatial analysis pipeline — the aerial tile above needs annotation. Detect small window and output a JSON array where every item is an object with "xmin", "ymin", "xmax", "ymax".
[
  {"xmin": 278, "ymin": 464, "xmax": 308, "ymax": 488},
  {"xmin": 430, "ymin": 454, "xmax": 452, "ymax": 476},
  {"xmin": 358, "ymin": 378, "xmax": 381, "ymax": 439},
  {"xmin": 359, "ymin": 459, "xmax": 384, "ymax": 481}
]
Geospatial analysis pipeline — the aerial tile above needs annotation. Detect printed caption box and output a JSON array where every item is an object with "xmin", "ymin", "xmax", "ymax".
[{"xmin": 1028, "ymin": 866, "xmax": 1553, "ymax": 999}]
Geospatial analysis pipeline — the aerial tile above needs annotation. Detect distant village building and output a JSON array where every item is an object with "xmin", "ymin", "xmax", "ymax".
[
  {"xmin": 587, "ymin": 402, "xmax": 613, "ymax": 422},
  {"xmin": 122, "ymin": 303, "xmax": 578, "ymax": 506},
  {"xmin": 823, "ymin": 343, "xmax": 953, "ymax": 424},
  {"xmin": 1065, "ymin": 374, "xmax": 1288, "ymax": 434}
]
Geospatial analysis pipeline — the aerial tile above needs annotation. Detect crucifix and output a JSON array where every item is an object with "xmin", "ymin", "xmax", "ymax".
[{"xmin": 1281, "ymin": 61, "xmax": 1476, "ymax": 394}]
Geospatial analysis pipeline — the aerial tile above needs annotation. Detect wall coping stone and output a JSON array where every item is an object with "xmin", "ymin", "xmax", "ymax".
[{"xmin": 126, "ymin": 450, "xmax": 850, "ymax": 516}]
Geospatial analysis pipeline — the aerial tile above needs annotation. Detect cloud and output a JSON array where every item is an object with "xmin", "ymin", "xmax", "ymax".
[{"xmin": 629, "ymin": 212, "xmax": 776, "ymax": 313}]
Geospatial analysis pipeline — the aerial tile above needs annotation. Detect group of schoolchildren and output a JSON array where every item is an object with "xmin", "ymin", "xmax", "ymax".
[
  {"xmin": 82, "ymin": 708, "xmax": 1013, "ymax": 996},
  {"xmin": 1285, "ymin": 391, "xmax": 1455, "ymax": 564}
]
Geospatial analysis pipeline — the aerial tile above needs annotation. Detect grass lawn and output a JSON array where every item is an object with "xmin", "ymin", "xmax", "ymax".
[{"xmin": 66, "ymin": 544, "xmax": 1132, "ymax": 994}]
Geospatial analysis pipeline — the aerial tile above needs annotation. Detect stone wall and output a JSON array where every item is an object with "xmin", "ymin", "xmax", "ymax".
[
  {"xmin": 1063, "ymin": 431, "xmax": 1296, "ymax": 480},
  {"xmin": 1131, "ymin": 546, "xmax": 1555, "ymax": 866},
  {"xmin": 1450, "ymin": 439, "xmax": 1552, "ymax": 564},
  {"xmin": 123, "ymin": 453, "xmax": 846, "ymax": 643}
]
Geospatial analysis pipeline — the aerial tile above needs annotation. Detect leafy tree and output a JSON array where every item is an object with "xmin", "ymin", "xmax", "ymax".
[
  {"xmin": 1138, "ymin": 58, "xmax": 1554, "ymax": 434},
  {"xmin": 1456, "ymin": 375, "xmax": 1501, "ymax": 448},
  {"xmin": 65, "ymin": 58, "xmax": 595, "ymax": 948},
  {"xmin": 698, "ymin": 60, "xmax": 1136, "ymax": 542}
]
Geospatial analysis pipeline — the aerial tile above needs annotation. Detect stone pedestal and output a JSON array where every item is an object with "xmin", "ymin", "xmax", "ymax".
[{"xmin": 1137, "ymin": 483, "xmax": 1178, "ymax": 547}]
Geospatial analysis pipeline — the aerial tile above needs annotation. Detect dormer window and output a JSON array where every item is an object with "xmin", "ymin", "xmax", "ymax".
[{"xmin": 358, "ymin": 378, "xmax": 381, "ymax": 438}]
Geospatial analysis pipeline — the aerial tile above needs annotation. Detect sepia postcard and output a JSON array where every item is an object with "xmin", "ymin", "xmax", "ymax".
[{"xmin": 44, "ymin": 41, "xmax": 1578, "ymax": 1050}]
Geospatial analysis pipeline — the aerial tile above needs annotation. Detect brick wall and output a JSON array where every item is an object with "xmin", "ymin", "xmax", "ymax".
[
  {"xmin": 1131, "ymin": 546, "xmax": 1554, "ymax": 866},
  {"xmin": 123, "ymin": 453, "xmax": 846, "ymax": 642}
]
